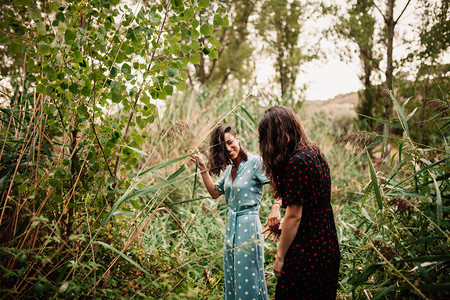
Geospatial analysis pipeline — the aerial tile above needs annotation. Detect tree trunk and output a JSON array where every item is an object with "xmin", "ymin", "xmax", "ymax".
[
  {"xmin": 382, "ymin": 0, "xmax": 395, "ymax": 159},
  {"xmin": 363, "ymin": 58, "xmax": 373, "ymax": 127}
]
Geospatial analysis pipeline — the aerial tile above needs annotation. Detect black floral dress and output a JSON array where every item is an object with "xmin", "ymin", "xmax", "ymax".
[{"xmin": 276, "ymin": 147, "xmax": 340, "ymax": 300}]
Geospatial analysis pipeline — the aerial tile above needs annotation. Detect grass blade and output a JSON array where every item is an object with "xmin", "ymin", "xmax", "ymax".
[
  {"xmin": 233, "ymin": 112, "xmax": 257, "ymax": 135},
  {"xmin": 138, "ymin": 152, "xmax": 198, "ymax": 177},
  {"xmin": 167, "ymin": 163, "xmax": 187, "ymax": 181},
  {"xmin": 119, "ymin": 144, "xmax": 149, "ymax": 156},
  {"xmin": 102, "ymin": 173, "xmax": 195, "ymax": 225},
  {"xmin": 239, "ymin": 105, "xmax": 257, "ymax": 125},
  {"xmin": 372, "ymin": 283, "xmax": 397, "ymax": 300},
  {"xmin": 351, "ymin": 263, "xmax": 384, "ymax": 287},
  {"xmin": 430, "ymin": 173, "xmax": 442, "ymax": 227},
  {"xmin": 395, "ymin": 157, "xmax": 449, "ymax": 188},
  {"xmin": 390, "ymin": 92, "xmax": 410, "ymax": 137},
  {"xmin": 367, "ymin": 152, "xmax": 383, "ymax": 210},
  {"xmin": 358, "ymin": 113, "xmax": 402, "ymax": 129},
  {"xmin": 95, "ymin": 241, "xmax": 151, "ymax": 277}
]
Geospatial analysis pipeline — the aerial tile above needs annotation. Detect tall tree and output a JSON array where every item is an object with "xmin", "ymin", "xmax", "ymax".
[
  {"xmin": 373, "ymin": 0, "xmax": 412, "ymax": 157},
  {"xmin": 416, "ymin": 0, "xmax": 449, "ymax": 98},
  {"xmin": 333, "ymin": 0, "xmax": 382, "ymax": 130},
  {"xmin": 0, "ymin": 1, "xmax": 26, "ymax": 77},
  {"xmin": 396, "ymin": 0, "xmax": 449, "ymax": 144},
  {"xmin": 333, "ymin": 0, "xmax": 413, "ymax": 157},
  {"xmin": 186, "ymin": 0, "xmax": 260, "ymax": 93},
  {"xmin": 257, "ymin": 0, "xmax": 314, "ymax": 100}
]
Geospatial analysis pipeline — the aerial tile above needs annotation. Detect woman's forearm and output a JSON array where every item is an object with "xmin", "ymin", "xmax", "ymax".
[
  {"xmin": 200, "ymin": 171, "xmax": 222, "ymax": 199},
  {"xmin": 277, "ymin": 204, "xmax": 303, "ymax": 259}
]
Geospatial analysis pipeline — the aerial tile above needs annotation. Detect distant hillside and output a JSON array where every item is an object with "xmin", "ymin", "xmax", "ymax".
[
  {"xmin": 304, "ymin": 92, "xmax": 359, "ymax": 115},
  {"xmin": 302, "ymin": 92, "xmax": 360, "ymax": 136}
]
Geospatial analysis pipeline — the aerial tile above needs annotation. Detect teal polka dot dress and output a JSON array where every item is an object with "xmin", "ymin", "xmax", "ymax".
[{"xmin": 215, "ymin": 153, "xmax": 269, "ymax": 300}]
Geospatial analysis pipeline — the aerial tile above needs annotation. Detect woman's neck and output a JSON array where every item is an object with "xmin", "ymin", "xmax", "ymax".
[{"xmin": 232, "ymin": 155, "xmax": 242, "ymax": 169}]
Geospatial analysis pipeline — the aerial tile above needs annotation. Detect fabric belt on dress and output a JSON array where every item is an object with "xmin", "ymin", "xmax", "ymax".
[{"xmin": 225, "ymin": 206, "xmax": 260, "ymax": 247}]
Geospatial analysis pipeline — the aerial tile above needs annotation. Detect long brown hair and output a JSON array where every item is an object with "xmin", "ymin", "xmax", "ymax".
[
  {"xmin": 258, "ymin": 106, "xmax": 319, "ymax": 198},
  {"xmin": 208, "ymin": 124, "xmax": 247, "ymax": 176}
]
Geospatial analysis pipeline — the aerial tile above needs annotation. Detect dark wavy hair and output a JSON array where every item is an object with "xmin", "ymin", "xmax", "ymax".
[
  {"xmin": 258, "ymin": 105, "xmax": 320, "ymax": 198},
  {"xmin": 208, "ymin": 124, "xmax": 248, "ymax": 176}
]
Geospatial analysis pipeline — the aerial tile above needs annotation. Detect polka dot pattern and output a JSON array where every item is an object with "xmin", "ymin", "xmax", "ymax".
[
  {"xmin": 276, "ymin": 148, "xmax": 340, "ymax": 300},
  {"xmin": 215, "ymin": 154, "xmax": 270, "ymax": 299}
]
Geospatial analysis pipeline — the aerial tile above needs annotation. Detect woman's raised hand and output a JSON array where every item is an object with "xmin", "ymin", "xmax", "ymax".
[
  {"xmin": 262, "ymin": 198, "xmax": 282, "ymax": 242},
  {"xmin": 188, "ymin": 148, "xmax": 207, "ymax": 172}
]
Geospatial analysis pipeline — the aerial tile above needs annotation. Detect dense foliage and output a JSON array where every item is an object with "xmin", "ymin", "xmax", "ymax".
[
  {"xmin": 0, "ymin": 0, "xmax": 228, "ymax": 297},
  {"xmin": 0, "ymin": 0, "xmax": 448, "ymax": 299}
]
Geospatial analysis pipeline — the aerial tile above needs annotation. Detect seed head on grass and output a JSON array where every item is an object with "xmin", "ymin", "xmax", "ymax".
[
  {"xmin": 372, "ymin": 239, "xmax": 395, "ymax": 262},
  {"xmin": 249, "ymin": 88, "xmax": 274, "ymax": 102},
  {"xmin": 421, "ymin": 98, "xmax": 449, "ymax": 116},
  {"xmin": 162, "ymin": 121, "xmax": 190, "ymax": 141},
  {"xmin": 334, "ymin": 131, "xmax": 378, "ymax": 151},
  {"xmin": 386, "ymin": 196, "xmax": 414, "ymax": 218},
  {"xmin": 381, "ymin": 89, "xmax": 391, "ymax": 98}
]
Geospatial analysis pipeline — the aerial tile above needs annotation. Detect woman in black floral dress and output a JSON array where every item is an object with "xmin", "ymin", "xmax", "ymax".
[{"xmin": 258, "ymin": 106, "xmax": 340, "ymax": 299}]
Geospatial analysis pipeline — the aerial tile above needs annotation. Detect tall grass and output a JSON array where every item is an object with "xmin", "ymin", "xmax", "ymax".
[
  {"xmin": 334, "ymin": 90, "xmax": 449, "ymax": 299},
  {"xmin": 1, "ymin": 81, "xmax": 448, "ymax": 298}
]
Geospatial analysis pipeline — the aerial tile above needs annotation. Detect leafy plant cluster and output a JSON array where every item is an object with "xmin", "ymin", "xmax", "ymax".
[
  {"xmin": 0, "ymin": 0, "xmax": 228, "ymax": 297},
  {"xmin": 335, "ymin": 89, "xmax": 449, "ymax": 299}
]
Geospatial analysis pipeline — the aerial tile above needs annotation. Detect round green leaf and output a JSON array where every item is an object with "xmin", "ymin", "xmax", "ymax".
[
  {"xmin": 208, "ymin": 48, "xmax": 218, "ymax": 59},
  {"xmin": 171, "ymin": 0, "xmax": 182, "ymax": 8},
  {"xmin": 69, "ymin": 84, "xmax": 79, "ymax": 94},
  {"xmin": 38, "ymin": 41, "xmax": 51, "ymax": 55},
  {"xmin": 64, "ymin": 29, "xmax": 76, "ymax": 45},
  {"xmin": 36, "ymin": 84, "xmax": 46, "ymax": 94},
  {"xmin": 37, "ymin": 21, "xmax": 46, "ymax": 36},
  {"xmin": 111, "ymin": 81, "xmax": 122, "ymax": 103},
  {"xmin": 110, "ymin": 66, "xmax": 117, "ymax": 78},
  {"xmin": 121, "ymin": 63, "xmax": 131, "ymax": 74},
  {"xmin": 198, "ymin": 0, "xmax": 209, "ymax": 8},
  {"xmin": 190, "ymin": 52, "xmax": 200, "ymax": 64},
  {"xmin": 190, "ymin": 28, "xmax": 199, "ymax": 40},
  {"xmin": 176, "ymin": 81, "xmax": 187, "ymax": 91},
  {"xmin": 200, "ymin": 24, "xmax": 212, "ymax": 35},
  {"xmin": 184, "ymin": 8, "xmax": 194, "ymax": 20},
  {"xmin": 165, "ymin": 68, "xmax": 178, "ymax": 77},
  {"xmin": 168, "ymin": 78, "xmax": 179, "ymax": 85},
  {"xmin": 222, "ymin": 16, "xmax": 230, "ymax": 27},
  {"xmin": 208, "ymin": 36, "xmax": 221, "ymax": 48},
  {"xmin": 213, "ymin": 14, "xmax": 223, "ymax": 26},
  {"xmin": 73, "ymin": 50, "xmax": 83, "ymax": 63},
  {"xmin": 164, "ymin": 85, "xmax": 173, "ymax": 95},
  {"xmin": 77, "ymin": 105, "xmax": 88, "ymax": 117},
  {"xmin": 182, "ymin": 44, "xmax": 191, "ymax": 54}
]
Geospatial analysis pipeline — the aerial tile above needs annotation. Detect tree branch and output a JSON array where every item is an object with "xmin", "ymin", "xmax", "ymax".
[
  {"xmin": 373, "ymin": 1, "xmax": 387, "ymax": 23},
  {"xmin": 395, "ymin": 0, "xmax": 412, "ymax": 24},
  {"xmin": 90, "ymin": 118, "xmax": 114, "ymax": 178}
]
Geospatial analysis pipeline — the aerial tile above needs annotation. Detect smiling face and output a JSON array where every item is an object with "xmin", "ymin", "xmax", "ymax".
[{"xmin": 224, "ymin": 132, "xmax": 240, "ymax": 161}]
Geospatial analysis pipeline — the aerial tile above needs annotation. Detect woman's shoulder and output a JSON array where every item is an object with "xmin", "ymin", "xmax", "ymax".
[
  {"xmin": 246, "ymin": 152, "xmax": 262, "ymax": 162},
  {"xmin": 289, "ymin": 147, "xmax": 319, "ymax": 163}
]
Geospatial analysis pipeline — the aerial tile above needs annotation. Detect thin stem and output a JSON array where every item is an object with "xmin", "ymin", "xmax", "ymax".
[{"xmin": 395, "ymin": 0, "xmax": 412, "ymax": 24}]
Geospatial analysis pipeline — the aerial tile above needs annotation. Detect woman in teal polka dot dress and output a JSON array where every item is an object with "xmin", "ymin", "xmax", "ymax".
[{"xmin": 190, "ymin": 124, "xmax": 279, "ymax": 300}]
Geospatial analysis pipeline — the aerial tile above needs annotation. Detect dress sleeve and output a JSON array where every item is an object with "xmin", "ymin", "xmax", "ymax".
[
  {"xmin": 254, "ymin": 156, "xmax": 269, "ymax": 185},
  {"xmin": 282, "ymin": 156, "xmax": 311, "ymax": 207},
  {"xmin": 215, "ymin": 169, "xmax": 227, "ymax": 194}
]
